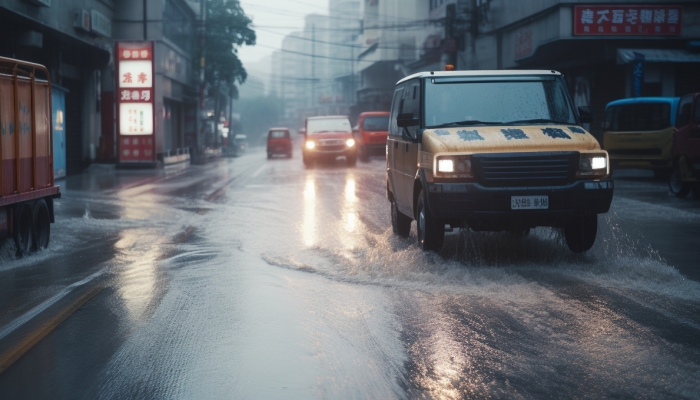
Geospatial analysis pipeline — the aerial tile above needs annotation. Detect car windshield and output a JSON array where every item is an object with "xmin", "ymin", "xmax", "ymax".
[
  {"xmin": 307, "ymin": 118, "xmax": 351, "ymax": 134},
  {"xmin": 363, "ymin": 116, "xmax": 390, "ymax": 131},
  {"xmin": 605, "ymin": 103, "xmax": 672, "ymax": 132},
  {"xmin": 269, "ymin": 130, "xmax": 289, "ymax": 139},
  {"xmin": 424, "ymin": 79, "xmax": 576, "ymax": 128}
]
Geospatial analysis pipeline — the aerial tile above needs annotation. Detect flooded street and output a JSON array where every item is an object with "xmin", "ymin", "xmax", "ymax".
[{"xmin": 1, "ymin": 145, "xmax": 699, "ymax": 399}]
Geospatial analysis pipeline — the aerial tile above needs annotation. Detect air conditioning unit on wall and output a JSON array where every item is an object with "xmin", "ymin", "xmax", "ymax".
[{"xmin": 74, "ymin": 9, "xmax": 90, "ymax": 32}]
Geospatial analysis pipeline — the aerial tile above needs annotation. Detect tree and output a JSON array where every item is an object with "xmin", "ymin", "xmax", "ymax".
[{"xmin": 197, "ymin": 0, "xmax": 256, "ymax": 98}]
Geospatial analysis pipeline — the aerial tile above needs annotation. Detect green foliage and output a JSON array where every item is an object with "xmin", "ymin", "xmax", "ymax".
[{"xmin": 197, "ymin": 0, "xmax": 256, "ymax": 98}]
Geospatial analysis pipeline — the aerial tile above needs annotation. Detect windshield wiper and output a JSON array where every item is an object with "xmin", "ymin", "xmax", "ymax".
[
  {"xmin": 429, "ymin": 120, "xmax": 504, "ymax": 128},
  {"xmin": 503, "ymin": 118, "xmax": 573, "ymax": 125}
]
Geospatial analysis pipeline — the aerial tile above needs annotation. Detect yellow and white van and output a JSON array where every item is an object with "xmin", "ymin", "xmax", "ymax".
[{"xmin": 386, "ymin": 70, "xmax": 613, "ymax": 253}]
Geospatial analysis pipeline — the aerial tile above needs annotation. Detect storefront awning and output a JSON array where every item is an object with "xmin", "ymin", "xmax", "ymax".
[{"xmin": 617, "ymin": 48, "xmax": 700, "ymax": 64}]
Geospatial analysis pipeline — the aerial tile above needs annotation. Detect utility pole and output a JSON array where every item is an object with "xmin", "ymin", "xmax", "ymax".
[{"xmin": 311, "ymin": 24, "xmax": 315, "ymax": 114}]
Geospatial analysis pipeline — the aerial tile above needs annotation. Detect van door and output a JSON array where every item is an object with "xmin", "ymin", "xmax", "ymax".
[
  {"xmin": 396, "ymin": 82, "xmax": 421, "ymax": 217},
  {"xmin": 387, "ymin": 86, "xmax": 405, "ymax": 206},
  {"xmin": 689, "ymin": 95, "xmax": 700, "ymax": 164}
]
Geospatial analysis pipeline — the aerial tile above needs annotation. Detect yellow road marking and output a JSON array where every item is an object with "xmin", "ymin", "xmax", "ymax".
[{"xmin": 0, "ymin": 285, "xmax": 103, "ymax": 375}]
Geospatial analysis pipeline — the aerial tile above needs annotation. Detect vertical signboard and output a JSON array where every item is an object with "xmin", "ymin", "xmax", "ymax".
[
  {"xmin": 116, "ymin": 42, "xmax": 155, "ymax": 163},
  {"xmin": 51, "ymin": 84, "xmax": 67, "ymax": 178}
]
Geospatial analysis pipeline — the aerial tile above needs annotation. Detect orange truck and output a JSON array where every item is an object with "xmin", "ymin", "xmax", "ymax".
[{"xmin": 0, "ymin": 57, "xmax": 60, "ymax": 256}]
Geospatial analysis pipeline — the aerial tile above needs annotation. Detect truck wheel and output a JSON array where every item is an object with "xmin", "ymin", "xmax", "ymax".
[
  {"xmin": 564, "ymin": 215, "xmax": 597, "ymax": 253},
  {"xmin": 669, "ymin": 166, "xmax": 691, "ymax": 198},
  {"xmin": 32, "ymin": 200, "xmax": 50, "ymax": 251},
  {"xmin": 391, "ymin": 200, "xmax": 411, "ymax": 238},
  {"xmin": 359, "ymin": 146, "xmax": 369, "ymax": 162},
  {"xmin": 416, "ymin": 189, "xmax": 444, "ymax": 251},
  {"xmin": 346, "ymin": 155, "xmax": 357, "ymax": 167},
  {"xmin": 13, "ymin": 204, "xmax": 34, "ymax": 256}
]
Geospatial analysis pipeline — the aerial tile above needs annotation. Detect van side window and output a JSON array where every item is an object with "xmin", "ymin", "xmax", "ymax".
[
  {"xmin": 400, "ymin": 82, "xmax": 421, "ymax": 139},
  {"xmin": 676, "ymin": 95, "xmax": 693, "ymax": 128},
  {"xmin": 389, "ymin": 87, "xmax": 405, "ymax": 137}
]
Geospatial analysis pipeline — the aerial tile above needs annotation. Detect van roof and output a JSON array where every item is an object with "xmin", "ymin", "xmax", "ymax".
[
  {"xmin": 397, "ymin": 70, "xmax": 561, "ymax": 85},
  {"xmin": 605, "ymin": 97, "xmax": 680, "ymax": 108},
  {"xmin": 268, "ymin": 127, "xmax": 289, "ymax": 131},
  {"xmin": 307, "ymin": 115, "xmax": 349, "ymax": 120},
  {"xmin": 605, "ymin": 97, "xmax": 681, "ymax": 125}
]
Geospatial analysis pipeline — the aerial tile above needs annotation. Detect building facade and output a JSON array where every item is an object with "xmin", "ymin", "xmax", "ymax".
[{"xmin": 0, "ymin": 0, "xmax": 200, "ymax": 174}]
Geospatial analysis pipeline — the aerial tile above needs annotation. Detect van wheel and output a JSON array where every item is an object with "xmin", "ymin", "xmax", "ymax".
[
  {"xmin": 303, "ymin": 156, "xmax": 313, "ymax": 169},
  {"xmin": 669, "ymin": 166, "xmax": 691, "ymax": 198},
  {"xmin": 416, "ymin": 189, "xmax": 444, "ymax": 251},
  {"xmin": 32, "ymin": 199, "xmax": 50, "ymax": 251},
  {"xmin": 564, "ymin": 215, "xmax": 597, "ymax": 253},
  {"xmin": 391, "ymin": 200, "xmax": 411, "ymax": 238},
  {"xmin": 13, "ymin": 204, "xmax": 34, "ymax": 256},
  {"xmin": 346, "ymin": 155, "xmax": 357, "ymax": 167}
]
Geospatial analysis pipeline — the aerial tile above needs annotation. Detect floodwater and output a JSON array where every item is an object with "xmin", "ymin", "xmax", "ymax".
[{"xmin": 0, "ymin": 145, "xmax": 699, "ymax": 399}]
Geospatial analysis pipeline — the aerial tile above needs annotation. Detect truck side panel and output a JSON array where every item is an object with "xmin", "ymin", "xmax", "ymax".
[{"xmin": 0, "ymin": 76, "xmax": 16, "ymax": 196}]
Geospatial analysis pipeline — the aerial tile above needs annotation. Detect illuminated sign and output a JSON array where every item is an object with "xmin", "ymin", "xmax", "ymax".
[
  {"xmin": 116, "ymin": 42, "xmax": 156, "ymax": 162},
  {"xmin": 574, "ymin": 5, "xmax": 682, "ymax": 36}
]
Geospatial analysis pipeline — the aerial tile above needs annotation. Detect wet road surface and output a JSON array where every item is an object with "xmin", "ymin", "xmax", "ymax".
[{"xmin": 0, "ymin": 145, "xmax": 699, "ymax": 399}]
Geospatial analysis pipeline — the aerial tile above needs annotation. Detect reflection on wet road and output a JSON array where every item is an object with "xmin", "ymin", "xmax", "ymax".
[{"xmin": 0, "ymin": 148, "xmax": 699, "ymax": 399}]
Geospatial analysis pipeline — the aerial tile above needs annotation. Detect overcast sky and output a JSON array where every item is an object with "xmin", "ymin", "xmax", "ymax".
[{"xmin": 237, "ymin": 0, "xmax": 329, "ymax": 77}]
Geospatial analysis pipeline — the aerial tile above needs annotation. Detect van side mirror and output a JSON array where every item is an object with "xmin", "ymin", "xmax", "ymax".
[
  {"xmin": 397, "ymin": 113, "xmax": 419, "ymax": 128},
  {"xmin": 578, "ymin": 106, "xmax": 592, "ymax": 124},
  {"xmin": 299, "ymin": 128, "xmax": 306, "ymax": 136}
]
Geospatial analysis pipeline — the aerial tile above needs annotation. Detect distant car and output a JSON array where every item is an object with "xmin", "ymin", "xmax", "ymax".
[
  {"xmin": 355, "ymin": 111, "xmax": 390, "ymax": 162},
  {"xmin": 302, "ymin": 116, "xmax": 357, "ymax": 168},
  {"xmin": 267, "ymin": 127, "xmax": 292, "ymax": 158},
  {"xmin": 669, "ymin": 92, "xmax": 700, "ymax": 197},
  {"xmin": 603, "ymin": 97, "xmax": 680, "ymax": 176}
]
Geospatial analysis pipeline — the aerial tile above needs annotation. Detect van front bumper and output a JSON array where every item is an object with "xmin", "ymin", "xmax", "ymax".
[{"xmin": 426, "ymin": 179, "xmax": 614, "ymax": 229}]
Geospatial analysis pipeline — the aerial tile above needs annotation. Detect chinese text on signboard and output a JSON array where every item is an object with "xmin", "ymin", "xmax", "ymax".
[
  {"xmin": 116, "ymin": 42, "xmax": 155, "ymax": 162},
  {"xmin": 574, "ymin": 5, "xmax": 682, "ymax": 36}
]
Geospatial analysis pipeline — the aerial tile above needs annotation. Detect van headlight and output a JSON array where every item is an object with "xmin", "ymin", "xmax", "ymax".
[
  {"xmin": 435, "ymin": 155, "xmax": 473, "ymax": 179},
  {"xmin": 346, "ymin": 138, "xmax": 355, "ymax": 147},
  {"xmin": 578, "ymin": 152, "xmax": 609, "ymax": 178},
  {"xmin": 305, "ymin": 141, "xmax": 316, "ymax": 150}
]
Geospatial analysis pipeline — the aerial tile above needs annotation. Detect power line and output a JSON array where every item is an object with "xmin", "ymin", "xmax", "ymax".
[{"xmin": 251, "ymin": 19, "xmax": 439, "ymax": 31}]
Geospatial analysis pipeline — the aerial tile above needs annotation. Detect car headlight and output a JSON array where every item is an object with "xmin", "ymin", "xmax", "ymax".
[
  {"xmin": 346, "ymin": 138, "xmax": 355, "ymax": 147},
  {"xmin": 578, "ymin": 152, "xmax": 608, "ymax": 177},
  {"xmin": 435, "ymin": 155, "xmax": 473, "ymax": 179},
  {"xmin": 305, "ymin": 141, "xmax": 316, "ymax": 150}
]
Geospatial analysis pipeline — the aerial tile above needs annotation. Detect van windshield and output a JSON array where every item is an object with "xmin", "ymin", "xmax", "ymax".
[
  {"xmin": 269, "ymin": 130, "xmax": 289, "ymax": 139},
  {"xmin": 307, "ymin": 118, "xmax": 351, "ymax": 134},
  {"xmin": 424, "ymin": 79, "xmax": 576, "ymax": 128},
  {"xmin": 363, "ymin": 116, "xmax": 390, "ymax": 131},
  {"xmin": 606, "ymin": 103, "xmax": 672, "ymax": 132}
]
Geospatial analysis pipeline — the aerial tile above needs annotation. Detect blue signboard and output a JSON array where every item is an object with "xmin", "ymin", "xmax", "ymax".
[
  {"xmin": 52, "ymin": 85, "xmax": 68, "ymax": 179},
  {"xmin": 632, "ymin": 52, "xmax": 645, "ymax": 97}
]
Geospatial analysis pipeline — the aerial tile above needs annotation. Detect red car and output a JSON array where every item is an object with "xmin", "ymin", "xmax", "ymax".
[
  {"xmin": 355, "ymin": 111, "xmax": 390, "ymax": 162},
  {"xmin": 669, "ymin": 93, "xmax": 700, "ymax": 197},
  {"xmin": 267, "ymin": 127, "xmax": 292, "ymax": 159},
  {"xmin": 302, "ymin": 116, "xmax": 357, "ymax": 168}
]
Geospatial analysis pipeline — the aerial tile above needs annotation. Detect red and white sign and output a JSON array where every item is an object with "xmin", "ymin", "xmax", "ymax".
[
  {"xmin": 116, "ymin": 42, "xmax": 156, "ymax": 163},
  {"xmin": 574, "ymin": 5, "xmax": 682, "ymax": 36}
]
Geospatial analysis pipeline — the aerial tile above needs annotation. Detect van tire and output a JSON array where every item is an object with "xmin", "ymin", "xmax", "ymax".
[
  {"xmin": 416, "ymin": 189, "xmax": 444, "ymax": 251},
  {"xmin": 391, "ymin": 200, "xmax": 411, "ymax": 238},
  {"xmin": 669, "ymin": 166, "xmax": 691, "ymax": 198},
  {"xmin": 13, "ymin": 203, "xmax": 34, "ymax": 256},
  {"xmin": 346, "ymin": 155, "xmax": 357, "ymax": 167},
  {"xmin": 564, "ymin": 215, "xmax": 597, "ymax": 253}
]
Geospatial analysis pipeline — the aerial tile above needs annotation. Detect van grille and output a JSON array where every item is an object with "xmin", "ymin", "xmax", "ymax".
[{"xmin": 472, "ymin": 152, "xmax": 578, "ymax": 187}]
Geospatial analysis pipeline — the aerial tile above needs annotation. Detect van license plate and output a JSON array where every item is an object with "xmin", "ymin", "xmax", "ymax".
[{"xmin": 511, "ymin": 196, "xmax": 549, "ymax": 210}]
